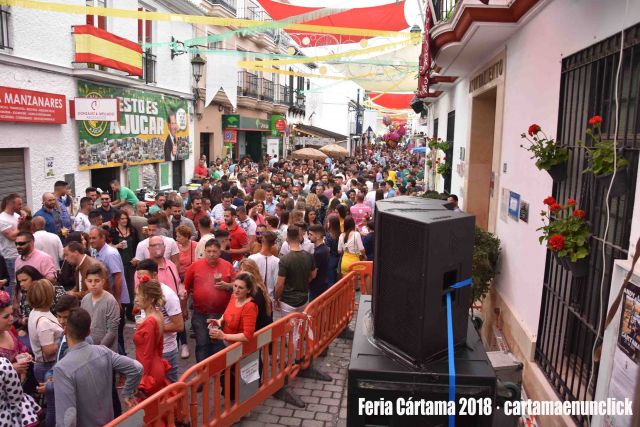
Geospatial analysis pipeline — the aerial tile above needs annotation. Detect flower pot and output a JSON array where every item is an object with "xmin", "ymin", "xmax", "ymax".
[
  {"xmin": 546, "ymin": 162, "xmax": 568, "ymax": 181},
  {"xmin": 565, "ymin": 257, "xmax": 590, "ymax": 278},
  {"xmin": 552, "ymin": 253, "xmax": 590, "ymax": 278},
  {"xmin": 595, "ymin": 168, "xmax": 628, "ymax": 198}
]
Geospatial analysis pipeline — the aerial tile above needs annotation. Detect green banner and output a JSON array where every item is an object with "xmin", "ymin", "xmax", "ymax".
[
  {"xmin": 77, "ymin": 81, "xmax": 190, "ymax": 170},
  {"xmin": 222, "ymin": 114, "xmax": 271, "ymax": 131}
]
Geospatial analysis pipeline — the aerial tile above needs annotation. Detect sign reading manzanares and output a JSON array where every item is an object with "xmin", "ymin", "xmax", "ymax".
[{"xmin": 77, "ymin": 81, "xmax": 190, "ymax": 170}]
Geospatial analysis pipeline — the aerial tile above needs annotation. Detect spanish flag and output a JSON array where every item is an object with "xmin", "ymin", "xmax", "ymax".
[{"xmin": 73, "ymin": 25, "xmax": 143, "ymax": 76}]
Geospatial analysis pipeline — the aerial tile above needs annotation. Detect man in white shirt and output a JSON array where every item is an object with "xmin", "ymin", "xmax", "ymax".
[
  {"xmin": 210, "ymin": 192, "xmax": 235, "ymax": 225},
  {"xmin": 279, "ymin": 222, "xmax": 314, "ymax": 256},
  {"xmin": 195, "ymin": 216, "xmax": 215, "ymax": 260},
  {"xmin": 133, "ymin": 217, "xmax": 180, "ymax": 266},
  {"xmin": 32, "ymin": 216, "xmax": 64, "ymax": 266},
  {"xmin": 236, "ymin": 206, "xmax": 257, "ymax": 243},
  {"xmin": 135, "ymin": 259, "xmax": 185, "ymax": 379},
  {"xmin": 249, "ymin": 231, "xmax": 280, "ymax": 304},
  {"xmin": 365, "ymin": 182, "xmax": 379, "ymax": 211},
  {"xmin": 73, "ymin": 197, "xmax": 93, "ymax": 233},
  {"xmin": 0, "ymin": 193, "xmax": 22, "ymax": 297}
]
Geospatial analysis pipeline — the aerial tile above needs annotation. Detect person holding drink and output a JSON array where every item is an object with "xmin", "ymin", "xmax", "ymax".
[
  {"xmin": 0, "ymin": 290, "xmax": 32, "ymax": 378},
  {"xmin": 183, "ymin": 239, "xmax": 235, "ymax": 362}
]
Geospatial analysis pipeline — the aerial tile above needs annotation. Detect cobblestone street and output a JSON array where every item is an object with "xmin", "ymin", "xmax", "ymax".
[{"xmin": 123, "ymin": 311, "xmax": 357, "ymax": 427}]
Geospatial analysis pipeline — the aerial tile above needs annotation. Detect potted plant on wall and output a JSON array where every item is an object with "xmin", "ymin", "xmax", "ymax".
[
  {"xmin": 578, "ymin": 115, "xmax": 628, "ymax": 198},
  {"xmin": 520, "ymin": 124, "xmax": 569, "ymax": 181},
  {"xmin": 538, "ymin": 196, "xmax": 590, "ymax": 278}
]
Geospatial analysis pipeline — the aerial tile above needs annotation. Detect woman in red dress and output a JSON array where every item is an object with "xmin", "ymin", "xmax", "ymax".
[{"xmin": 133, "ymin": 278, "xmax": 171, "ymax": 397}]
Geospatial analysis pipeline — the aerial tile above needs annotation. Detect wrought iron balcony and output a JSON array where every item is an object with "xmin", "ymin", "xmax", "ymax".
[
  {"xmin": 260, "ymin": 78, "xmax": 274, "ymax": 102},
  {"xmin": 432, "ymin": 0, "xmax": 457, "ymax": 22},
  {"xmin": 237, "ymin": 71, "xmax": 258, "ymax": 98},
  {"xmin": 141, "ymin": 49, "xmax": 156, "ymax": 84},
  {"xmin": 206, "ymin": 0, "xmax": 237, "ymax": 14}
]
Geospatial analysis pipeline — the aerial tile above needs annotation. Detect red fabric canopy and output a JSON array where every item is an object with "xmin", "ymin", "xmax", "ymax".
[
  {"xmin": 369, "ymin": 92, "xmax": 414, "ymax": 110},
  {"xmin": 257, "ymin": 0, "xmax": 409, "ymax": 46}
]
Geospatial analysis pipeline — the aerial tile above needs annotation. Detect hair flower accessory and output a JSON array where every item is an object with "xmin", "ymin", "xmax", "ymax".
[
  {"xmin": 0, "ymin": 291, "xmax": 10, "ymax": 306},
  {"xmin": 140, "ymin": 275, "xmax": 151, "ymax": 284}
]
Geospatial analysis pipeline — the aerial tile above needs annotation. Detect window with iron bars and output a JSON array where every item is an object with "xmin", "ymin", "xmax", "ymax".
[
  {"xmin": 0, "ymin": 6, "xmax": 11, "ymax": 50},
  {"xmin": 535, "ymin": 23, "xmax": 639, "ymax": 427}
]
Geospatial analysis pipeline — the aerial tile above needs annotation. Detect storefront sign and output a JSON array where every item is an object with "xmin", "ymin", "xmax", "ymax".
[
  {"xmin": 223, "ymin": 114, "xmax": 271, "ymax": 131},
  {"xmin": 271, "ymin": 115, "xmax": 287, "ymax": 136},
  {"xmin": 0, "ymin": 86, "xmax": 67, "ymax": 124},
  {"xmin": 469, "ymin": 59, "xmax": 504, "ymax": 93},
  {"xmin": 223, "ymin": 129, "xmax": 237, "ymax": 144},
  {"xmin": 294, "ymin": 136, "xmax": 334, "ymax": 147},
  {"xmin": 77, "ymin": 81, "xmax": 189, "ymax": 170},
  {"xmin": 72, "ymin": 98, "xmax": 119, "ymax": 122},
  {"xmin": 274, "ymin": 119, "xmax": 286, "ymax": 131}
]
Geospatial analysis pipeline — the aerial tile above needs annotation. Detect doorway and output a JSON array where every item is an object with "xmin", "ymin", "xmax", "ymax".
[
  {"xmin": 245, "ymin": 131, "xmax": 263, "ymax": 162},
  {"xmin": 91, "ymin": 167, "xmax": 119, "ymax": 196},
  {"xmin": 172, "ymin": 161, "xmax": 183, "ymax": 189},
  {"xmin": 466, "ymin": 87, "xmax": 497, "ymax": 230},
  {"xmin": 200, "ymin": 132, "xmax": 212, "ymax": 163}
]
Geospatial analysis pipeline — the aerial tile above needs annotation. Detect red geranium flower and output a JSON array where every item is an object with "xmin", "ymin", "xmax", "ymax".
[
  {"xmin": 528, "ymin": 124, "xmax": 541, "ymax": 136},
  {"xmin": 549, "ymin": 234, "xmax": 565, "ymax": 251},
  {"xmin": 550, "ymin": 203, "xmax": 562, "ymax": 213},
  {"xmin": 588, "ymin": 115, "xmax": 603, "ymax": 126},
  {"xmin": 573, "ymin": 209, "xmax": 586, "ymax": 219},
  {"xmin": 543, "ymin": 196, "xmax": 556, "ymax": 206},
  {"xmin": 567, "ymin": 198, "xmax": 576, "ymax": 206},
  {"xmin": 140, "ymin": 275, "xmax": 151, "ymax": 283}
]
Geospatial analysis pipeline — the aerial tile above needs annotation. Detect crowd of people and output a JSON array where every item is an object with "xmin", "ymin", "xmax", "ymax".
[{"xmin": 0, "ymin": 144, "xmax": 435, "ymax": 426}]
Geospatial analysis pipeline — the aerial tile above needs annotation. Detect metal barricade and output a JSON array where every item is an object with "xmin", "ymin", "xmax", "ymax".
[
  {"xmin": 178, "ymin": 313, "xmax": 307, "ymax": 427},
  {"xmin": 105, "ymin": 382, "xmax": 188, "ymax": 427},
  {"xmin": 349, "ymin": 261, "xmax": 374, "ymax": 295}
]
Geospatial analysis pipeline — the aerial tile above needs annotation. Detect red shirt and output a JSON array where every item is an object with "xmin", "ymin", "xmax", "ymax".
[
  {"xmin": 222, "ymin": 295, "xmax": 258, "ymax": 341},
  {"xmin": 185, "ymin": 209, "xmax": 209, "ymax": 237},
  {"xmin": 218, "ymin": 222, "xmax": 249, "ymax": 262},
  {"xmin": 194, "ymin": 164, "xmax": 208, "ymax": 177},
  {"xmin": 184, "ymin": 258, "xmax": 236, "ymax": 315}
]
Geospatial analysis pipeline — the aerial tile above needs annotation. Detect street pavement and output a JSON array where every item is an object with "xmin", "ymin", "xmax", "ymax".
[{"xmin": 123, "ymin": 309, "xmax": 356, "ymax": 427}]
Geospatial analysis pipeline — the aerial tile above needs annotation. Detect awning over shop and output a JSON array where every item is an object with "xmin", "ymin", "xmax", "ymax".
[{"xmin": 293, "ymin": 124, "xmax": 347, "ymax": 141}]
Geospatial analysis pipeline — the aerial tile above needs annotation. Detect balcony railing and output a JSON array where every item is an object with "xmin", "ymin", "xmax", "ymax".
[
  {"xmin": 206, "ymin": 0, "xmax": 237, "ymax": 14},
  {"xmin": 432, "ymin": 0, "xmax": 458, "ymax": 22},
  {"xmin": 141, "ymin": 49, "xmax": 156, "ymax": 84},
  {"xmin": 274, "ymin": 84, "xmax": 288, "ymax": 105},
  {"xmin": 260, "ymin": 78, "xmax": 274, "ymax": 102},
  {"xmin": 0, "ymin": 7, "xmax": 11, "ymax": 49},
  {"xmin": 237, "ymin": 71, "xmax": 258, "ymax": 98}
]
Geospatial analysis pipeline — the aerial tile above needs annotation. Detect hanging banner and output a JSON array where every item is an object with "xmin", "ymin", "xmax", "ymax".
[
  {"xmin": 416, "ymin": 2, "xmax": 432, "ymax": 98},
  {"xmin": 223, "ymin": 129, "xmax": 237, "ymax": 144},
  {"xmin": 77, "ymin": 81, "xmax": 189, "ymax": 170}
]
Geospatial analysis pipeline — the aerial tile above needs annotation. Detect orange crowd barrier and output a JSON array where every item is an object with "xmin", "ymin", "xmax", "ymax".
[
  {"xmin": 108, "ymin": 272, "xmax": 359, "ymax": 426},
  {"xmin": 105, "ymin": 382, "xmax": 188, "ymax": 427},
  {"xmin": 301, "ymin": 271, "xmax": 357, "ymax": 370},
  {"xmin": 178, "ymin": 313, "xmax": 307, "ymax": 427},
  {"xmin": 348, "ymin": 261, "xmax": 374, "ymax": 295}
]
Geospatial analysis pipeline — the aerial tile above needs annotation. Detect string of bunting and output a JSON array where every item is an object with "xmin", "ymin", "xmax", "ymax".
[{"xmin": 0, "ymin": 0, "xmax": 413, "ymax": 39}]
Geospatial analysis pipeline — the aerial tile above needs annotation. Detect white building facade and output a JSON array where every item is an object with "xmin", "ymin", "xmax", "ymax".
[
  {"xmin": 0, "ymin": 0, "xmax": 199, "ymax": 208},
  {"xmin": 426, "ymin": 0, "xmax": 640, "ymax": 425}
]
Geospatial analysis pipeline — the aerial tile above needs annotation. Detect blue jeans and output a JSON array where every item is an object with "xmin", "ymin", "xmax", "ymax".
[
  {"xmin": 192, "ymin": 310, "xmax": 225, "ymax": 363},
  {"xmin": 4, "ymin": 257, "xmax": 16, "ymax": 299},
  {"xmin": 163, "ymin": 348, "xmax": 179, "ymax": 383},
  {"xmin": 34, "ymin": 361, "xmax": 55, "ymax": 427}
]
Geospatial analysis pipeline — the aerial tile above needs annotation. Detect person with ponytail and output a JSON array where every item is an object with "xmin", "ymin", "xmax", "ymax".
[{"xmin": 133, "ymin": 277, "xmax": 171, "ymax": 397}]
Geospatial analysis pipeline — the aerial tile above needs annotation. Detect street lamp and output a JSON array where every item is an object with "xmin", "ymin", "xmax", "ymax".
[{"xmin": 191, "ymin": 54, "xmax": 206, "ymax": 84}]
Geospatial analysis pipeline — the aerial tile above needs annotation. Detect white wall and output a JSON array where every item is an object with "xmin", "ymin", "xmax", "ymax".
[
  {"xmin": 0, "ymin": 65, "xmax": 90, "ymax": 208},
  {"xmin": 429, "ymin": 0, "xmax": 640, "ymax": 338}
]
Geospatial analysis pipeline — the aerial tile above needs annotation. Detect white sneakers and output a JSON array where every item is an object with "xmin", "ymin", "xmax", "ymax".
[{"xmin": 180, "ymin": 344, "xmax": 190, "ymax": 359}]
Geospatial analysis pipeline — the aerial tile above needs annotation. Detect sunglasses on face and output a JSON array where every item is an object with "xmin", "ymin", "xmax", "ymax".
[{"xmin": 15, "ymin": 241, "xmax": 29, "ymax": 246}]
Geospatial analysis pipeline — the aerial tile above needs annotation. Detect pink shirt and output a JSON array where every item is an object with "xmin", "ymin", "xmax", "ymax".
[
  {"xmin": 15, "ymin": 249, "xmax": 58, "ymax": 280},
  {"xmin": 134, "ymin": 259, "xmax": 180, "ymax": 294},
  {"xmin": 350, "ymin": 203, "xmax": 372, "ymax": 230}
]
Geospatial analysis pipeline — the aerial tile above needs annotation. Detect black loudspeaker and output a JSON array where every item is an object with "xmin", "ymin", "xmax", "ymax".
[
  {"xmin": 410, "ymin": 96, "xmax": 425, "ymax": 114},
  {"xmin": 348, "ymin": 297, "xmax": 497, "ymax": 427},
  {"xmin": 373, "ymin": 196, "xmax": 475, "ymax": 364}
]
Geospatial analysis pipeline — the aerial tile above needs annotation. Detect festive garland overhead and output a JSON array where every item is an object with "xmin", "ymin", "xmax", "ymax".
[{"xmin": 0, "ymin": 0, "xmax": 414, "ymax": 39}]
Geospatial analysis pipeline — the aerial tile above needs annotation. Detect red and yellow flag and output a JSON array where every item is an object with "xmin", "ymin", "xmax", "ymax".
[{"xmin": 73, "ymin": 25, "xmax": 142, "ymax": 76}]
